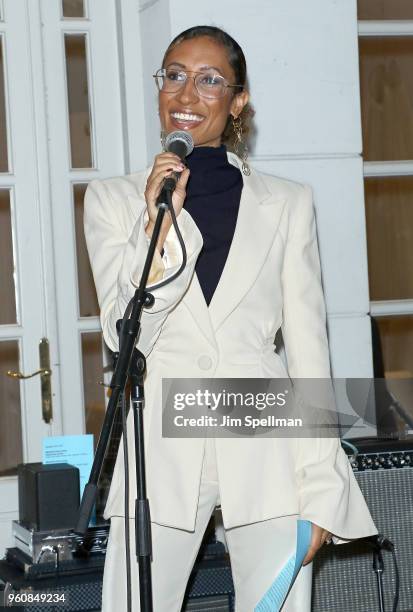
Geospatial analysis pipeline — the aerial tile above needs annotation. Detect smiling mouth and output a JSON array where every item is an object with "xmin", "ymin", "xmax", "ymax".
[{"xmin": 170, "ymin": 112, "xmax": 205, "ymax": 123}]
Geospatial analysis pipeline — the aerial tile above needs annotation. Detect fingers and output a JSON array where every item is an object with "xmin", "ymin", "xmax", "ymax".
[
  {"xmin": 144, "ymin": 153, "xmax": 190, "ymax": 244},
  {"xmin": 146, "ymin": 162, "xmax": 185, "ymax": 198},
  {"xmin": 170, "ymin": 168, "xmax": 190, "ymax": 222},
  {"xmin": 322, "ymin": 530, "xmax": 332, "ymax": 545},
  {"xmin": 145, "ymin": 153, "xmax": 186, "ymax": 204},
  {"xmin": 154, "ymin": 152, "xmax": 183, "ymax": 167},
  {"xmin": 151, "ymin": 159, "xmax": 185, "ymax": 180},
  {"xmin": 149, "ymin": 153, "xmax": 185, "ymax": 180},
  {"xmin": 302, "ymin": 530, "xmax": 320, "ymax": 566},
  {"xmin": 177, "ymin": 166, "xmax": 190, "ymax": 186},
  {"xmin": 302, "ymin": 524, "xmax": 332, "ymax": 566},
  {"xmin": 173, "ymin": 167, "xmax": 190, "ymax": 196}
]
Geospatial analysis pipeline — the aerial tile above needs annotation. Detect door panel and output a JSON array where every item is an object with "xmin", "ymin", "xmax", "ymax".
[
  {"xmin": 0, "ymin": 1, "xmax": 55, "ymax": 555},
  {"xmin": 40, "ymin": 0, "xmax": 125, "ymax": 436}
]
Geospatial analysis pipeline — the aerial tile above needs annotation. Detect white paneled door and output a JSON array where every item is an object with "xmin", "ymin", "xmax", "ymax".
[
  {"xmin": 0, "ymin": 0, "xmax": 143, "ymax": 555},
  {"xmin": 0, "ymin": 0, "xmax": 58, "ymax": 555}
]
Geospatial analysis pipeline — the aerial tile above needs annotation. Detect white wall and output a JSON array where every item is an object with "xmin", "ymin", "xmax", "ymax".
[{"xmin": 136, "ymin": 0, "xmax": 373, "ymax": 387}]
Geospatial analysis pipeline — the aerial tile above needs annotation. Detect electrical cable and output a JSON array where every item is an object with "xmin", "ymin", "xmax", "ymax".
[{"xmin": 341, "ymin": 438, "xmax": 359, "ymax": 458}]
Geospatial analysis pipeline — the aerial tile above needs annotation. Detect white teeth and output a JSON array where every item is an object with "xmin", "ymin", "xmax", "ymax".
[{"xmin": 171, "ymin": 112, "xmax": 203, "ymax": 122}]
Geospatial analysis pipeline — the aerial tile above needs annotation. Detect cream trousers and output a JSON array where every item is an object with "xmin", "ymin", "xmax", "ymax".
[{"xmin": 102, "ymin": 437, "xmax": 312, "ymax": 612}]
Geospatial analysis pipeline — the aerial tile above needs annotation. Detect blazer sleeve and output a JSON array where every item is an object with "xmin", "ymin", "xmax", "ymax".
[
  {"xmin": 281, "ymin": 184, "xmax": 377, "ymax": 543},
  {"xmin": 281, "ymin": 183, "xmax": 330, "ymax": 379},
  {"xmin": 84, "ymin": 178, "xmax": 203, "ymax": 355}
]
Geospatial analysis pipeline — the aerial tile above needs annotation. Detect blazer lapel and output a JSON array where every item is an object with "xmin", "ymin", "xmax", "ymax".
[
  {"xmin": 208, "ymin": 154, "xmax": 287, "ymax": 332},
  {"xmin": 182, "ymin": 271, "xmax": 218, "ymax": 350},
  {"xmin": 131, "ymin": 167, "xmax": 218, "ymax": 351}
]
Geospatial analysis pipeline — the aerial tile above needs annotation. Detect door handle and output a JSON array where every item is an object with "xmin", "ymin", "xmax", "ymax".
[
  {"xmin": 7, "ymin": 368, "xmax": 51, "ymax": 379},
  {"xmin": 6, "ymin": 338, "xmax": 53, "ymax": 423}
]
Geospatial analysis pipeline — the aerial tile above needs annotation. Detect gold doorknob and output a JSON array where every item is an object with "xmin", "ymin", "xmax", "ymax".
[{"xmin": 7, "ymin": 367, "xmax": 52, "ymax": 380}]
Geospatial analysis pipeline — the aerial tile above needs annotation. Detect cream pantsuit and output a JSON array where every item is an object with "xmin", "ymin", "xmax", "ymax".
[
  {"xmin": 102, "ymin": 437, "xmax": 312, "ymax": 612},
  {"xmin": 84, "ymin": 151, "xmax": 378, "ymax": 610}
]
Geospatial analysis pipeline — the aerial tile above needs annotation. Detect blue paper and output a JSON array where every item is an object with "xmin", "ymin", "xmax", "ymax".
[
  {"xmin": 42, "ymin": 434, "xmax": 94, "ymax": 501},
  {"xmin": 255, "ymin": 519, "xmax": 312, "ymax": 612}
]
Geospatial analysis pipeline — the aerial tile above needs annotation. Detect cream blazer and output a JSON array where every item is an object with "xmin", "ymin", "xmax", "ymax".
[{"xmin": 84, "ymin": 151, "xmax": 377, "ymax": 543}]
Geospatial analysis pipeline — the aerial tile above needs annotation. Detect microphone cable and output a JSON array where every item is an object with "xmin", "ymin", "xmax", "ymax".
[{"xmin": 390, "ymin": 543, "xmax": 400, "ymax": 612}]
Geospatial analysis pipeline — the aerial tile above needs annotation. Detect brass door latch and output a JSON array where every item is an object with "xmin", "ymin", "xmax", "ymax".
[{"xmin": 7, "ymin": 338, "xmax": 53, "ymax": 423}]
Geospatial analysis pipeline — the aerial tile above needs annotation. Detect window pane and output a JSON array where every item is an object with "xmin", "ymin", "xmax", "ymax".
[
  {"xmin": 0, "ymin": 190, "xmax": 17, "ymax": 324},
  {"xmin": 358, "ymin": 0, "xmax": 413, "ymax": 20},
  {"xmin": 62, "ymin": 0, "xmax": 85, "ymax": 18},
  {"xmin": 74, "ymin": 184, "xmax": 99, "ymax": 316},
  {"xmin": 359, "ymin": 37, "xmax": 413, "ymax": 161},
  {"xmin": 81, "ymin": 332, "xmax": 106, "ymax": 442},
  {"xmin": 64, "ymin": 34, "xmax": 93, "ymax": 168},
  {"xmin": 365, "ymin": 176, "xmax": 413, "ymax": 300},
  {"xmin": 0, "ymin": 36, "xmax": 9, "ymax": 172},
  {"xmin": 374, "ymin": 316, "xmax": 413, "ymax": 435},
  {"xmin": 376, "ymin": 316, "xmax": 413, "ymax": 378},
  {"xmin": 0, "ymin": 341, "xmax": 23, "ymax": 477}
]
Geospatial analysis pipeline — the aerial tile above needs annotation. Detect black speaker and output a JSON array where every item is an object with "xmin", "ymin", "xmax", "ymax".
[
  {"xmin": 184, "ymin": 595, "xmax": 231, "ymax": 611},
  {"xmin": 0, "ymin": 559, "xmax": 102, "ymax": 611},
  {"xmin": 17, "ymin": 463, "xmax": 80, "ymax": 531},
  {"xmin": 312, "ymin": 438, "xmax": 413, "ymax": 612}
]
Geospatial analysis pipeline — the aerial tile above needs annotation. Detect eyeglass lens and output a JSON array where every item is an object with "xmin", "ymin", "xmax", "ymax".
[{"xmin": 156, "ymin": 69, "xmax": 227, "ymax": 98}]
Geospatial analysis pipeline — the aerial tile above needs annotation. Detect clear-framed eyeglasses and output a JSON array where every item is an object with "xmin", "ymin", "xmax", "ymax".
[{"xmin": 153, "ymin": 68, "xmax": 243, "ymax": 99}]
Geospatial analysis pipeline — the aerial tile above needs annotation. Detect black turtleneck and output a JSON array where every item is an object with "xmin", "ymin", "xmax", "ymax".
[{"xmin": 184, "ymin": 144, "xmax": 243, "ymax": 306}]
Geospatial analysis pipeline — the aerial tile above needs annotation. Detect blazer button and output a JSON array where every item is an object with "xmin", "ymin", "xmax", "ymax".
[{"xmin": 198, "ymin": 355, "xmax": 213, "ymax": 370}]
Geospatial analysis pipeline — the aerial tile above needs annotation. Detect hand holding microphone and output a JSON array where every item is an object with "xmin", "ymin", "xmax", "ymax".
[{"xmin": 144, "ymin": 131, "xmax": 194, "ymax": 248}]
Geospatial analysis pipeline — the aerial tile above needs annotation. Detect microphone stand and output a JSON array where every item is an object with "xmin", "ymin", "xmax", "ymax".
[
  {"xmin": 75, "ymin": 185, "xmax": 175, "ymax": 612},
  {"xmin": 373, "ymin": 548, "xmax": 385, "ymax": 612},
  {"xmin": 363, "ymin": 534, "xmax": 397, "ymax": 612}
]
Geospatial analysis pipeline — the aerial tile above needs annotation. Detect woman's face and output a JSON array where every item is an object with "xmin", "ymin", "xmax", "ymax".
[{"xmin": 158, "ymin": 36, "xmax": 249, "ymax": 147}]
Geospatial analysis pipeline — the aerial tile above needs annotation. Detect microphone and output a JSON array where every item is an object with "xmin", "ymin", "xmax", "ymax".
[
  {"xmin": 163, "ymin": 131, "xmax": 194, "ymax": 192},
  {"xmin": 361, "ymin": 534, "xmax": 395, "ymax": 552}
]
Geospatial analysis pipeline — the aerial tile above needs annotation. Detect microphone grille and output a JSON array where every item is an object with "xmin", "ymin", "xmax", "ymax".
[{"xmin": 164, "ymin": 130, "xmax": 194, "ymax": 156}]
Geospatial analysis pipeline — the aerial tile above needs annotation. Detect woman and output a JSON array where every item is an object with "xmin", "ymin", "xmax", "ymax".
[{"xmin": 84, "ymin": 25, "xmax": 377, "ymax": 612}]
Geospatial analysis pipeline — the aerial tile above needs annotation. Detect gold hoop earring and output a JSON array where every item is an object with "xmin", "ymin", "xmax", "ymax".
[{"xmin": 232, "ymin": 115, "xmax": 251, "ymax": 176}]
